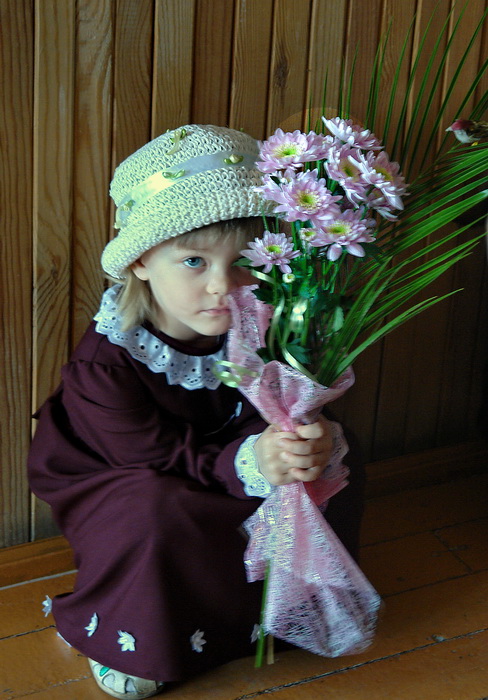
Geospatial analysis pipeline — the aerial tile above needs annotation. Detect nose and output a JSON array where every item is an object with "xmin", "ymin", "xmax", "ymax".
[{"xmin": 206, "ymin": 268, "xmax": 234, "ymax": 296}]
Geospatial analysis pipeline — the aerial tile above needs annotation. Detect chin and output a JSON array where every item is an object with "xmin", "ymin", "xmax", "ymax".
[{"xmin": 203, "ymin": 322, "xmax": 232, "ymax": 337}]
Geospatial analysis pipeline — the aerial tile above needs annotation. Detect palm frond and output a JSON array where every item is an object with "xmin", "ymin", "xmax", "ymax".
[{"xmin": 246, "ymin": 3, "xmax": 487, "ymax": 388}]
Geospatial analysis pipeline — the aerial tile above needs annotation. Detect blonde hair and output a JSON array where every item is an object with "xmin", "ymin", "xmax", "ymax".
[{"xmin": 113, "ymin": 217, "xmax": 262, "ymax": 331}]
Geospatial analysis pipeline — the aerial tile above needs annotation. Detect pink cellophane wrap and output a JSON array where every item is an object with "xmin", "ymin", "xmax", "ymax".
[{"xmin": 226, "ymin": 286, "xmax": 381, "ymax": 656}]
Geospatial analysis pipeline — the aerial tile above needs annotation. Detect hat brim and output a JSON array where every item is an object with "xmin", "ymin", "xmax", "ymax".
[{"xmin": 102, "ymin": 167, "xmax": 270, "ymax": 279}]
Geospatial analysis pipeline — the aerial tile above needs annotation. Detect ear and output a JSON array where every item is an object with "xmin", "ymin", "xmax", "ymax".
[{"xmin": 131, "ymin": 258, "xmax": 150, "ymax": 281}]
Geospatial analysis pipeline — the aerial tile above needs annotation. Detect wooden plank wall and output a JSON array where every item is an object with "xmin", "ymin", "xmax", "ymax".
[{"xmin": 1, "ymin": 0, "xmax": 487, "ymax": 547}]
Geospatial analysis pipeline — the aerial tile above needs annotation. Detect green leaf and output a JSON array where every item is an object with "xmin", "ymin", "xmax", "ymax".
[
  {"xmin": 253, "ymin": 287, "xmax": 275, "ymax": 304},
  {"xmin": 285, "ymin": 341, "xmax": 310, "ymax": 365},
  {"xmin": 331, "ymin": 306, "xmax": 345, "ymax": 333}
]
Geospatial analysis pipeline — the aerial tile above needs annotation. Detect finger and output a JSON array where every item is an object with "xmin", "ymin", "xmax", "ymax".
[
  {"xmin": 280, "ymin": 439, "xmax": 313, "ymax": 456},
  {"xmin": 295, "ymin": 421, "xmax": 324, "ymax": 439},
  {"xmin": 282, "ymin": 452, "xmax": 326, "ymax": 470},
  {"xmin": 289, "ymin": 466, "xmax": 324, "ymax": 482},
  {"xmin": 277, "ymin": 431, "xmax": 300, "ymax": 442}
]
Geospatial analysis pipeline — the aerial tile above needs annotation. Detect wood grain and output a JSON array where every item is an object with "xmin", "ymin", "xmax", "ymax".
[
  {"xmin": 70, "ymin": 0, "xmax": 114, "ymax": 348},
  {"xmin": 305, "ymin": 0, "xmax": 348, "ymax": 129},
  {"xmin": 192, "ymin": 0, "xmax": 235, "ymax": 124},
  {"xmin": 32, "ymin": 0, "xmax": 75, "ymax": 416},
  {"xmin": 152, "ymin": 0, "xmax": 196, "ymax": 135},
  {"xmin": 266, "ymin": 0, "xmax": 312, "ymax": 133},
  {"xmin": 113, "ymin": 0, "xmax": 153, "ymax": 163},
  {"xmin": 229, "ymin": 0, "xmax": 274, "ymax": 138},
  {"xmin": 30, "ymin": 0, "xmax": 76, "ymax": 541},
  {"xmin": 0, "ymin": 0, "xmax": 34, "ymax": 547}
]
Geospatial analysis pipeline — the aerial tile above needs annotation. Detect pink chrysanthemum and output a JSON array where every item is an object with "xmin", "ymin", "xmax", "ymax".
[
  {"xmin": 308, "ymin": 210, "xmax": 376, "ymax": 261},
  {"xmin": 349, "ymin": 150, "xmax": 406, "ymax": 213},
  {"xmin": 241, "ymin": 231, "xmax": 301, "ymax": 274},
  {"xmin": 325, "ymin": 144, "xmax": 369, "ymax": 207},
  {"xmin": 270, "ymin": 169, "xmax": 342, "ymax": 225},
  {"xmin": 298, "ymin": 227, "xmax": 318, "ymax": 245},
  {"xmin": 255, "ymin": 173, "xmax": 286, "ymax": 203},
  {"xmin": 257, "ymin": 128, "xmax": 331, "ymax": 173},
  {"xmin": 322, "ymin": 117, "xmax": 382, "ymax": 151}
]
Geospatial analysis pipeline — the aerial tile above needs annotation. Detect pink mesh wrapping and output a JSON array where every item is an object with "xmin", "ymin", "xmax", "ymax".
[{"xmin": 226, "ymin": 286, "xmax": 381, "ymax": 656}]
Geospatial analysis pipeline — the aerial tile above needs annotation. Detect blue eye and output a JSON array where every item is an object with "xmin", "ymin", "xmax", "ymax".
[{"xmin": 183, "ymin": 257, "xmax": 204, "ymax": 268}]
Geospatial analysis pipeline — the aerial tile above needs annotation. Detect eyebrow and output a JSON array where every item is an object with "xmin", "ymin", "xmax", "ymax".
[{"xmin": 175, "ymin": 244, "xmax": 211, "ymax": 253}]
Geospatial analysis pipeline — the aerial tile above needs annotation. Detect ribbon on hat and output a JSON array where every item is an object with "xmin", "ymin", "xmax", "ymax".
[{"xmin": 114, "ymin": 149, "xmax": 259, "ymax": 229}]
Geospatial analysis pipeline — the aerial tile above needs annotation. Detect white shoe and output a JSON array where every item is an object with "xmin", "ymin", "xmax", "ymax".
[{"xmin": 88, "ymin": 658, "xmax": 165, "ymax": 699}]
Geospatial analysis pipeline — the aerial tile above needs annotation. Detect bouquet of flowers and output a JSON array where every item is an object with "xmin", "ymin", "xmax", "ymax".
[{"xmin": 218, "ymin": 6, "xmax": 488, "ymax": 666}]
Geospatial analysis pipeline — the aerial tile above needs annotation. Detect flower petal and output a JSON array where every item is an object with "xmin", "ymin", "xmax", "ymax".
[{"xmin": 117, "ymin": 630, "xmax": 136, "ymax": 652}]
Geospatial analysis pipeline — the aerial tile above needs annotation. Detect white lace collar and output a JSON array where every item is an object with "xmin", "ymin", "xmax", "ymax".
[{"xmin": 94, "ymin": 285, "xmax": 224, "ymax": 390}]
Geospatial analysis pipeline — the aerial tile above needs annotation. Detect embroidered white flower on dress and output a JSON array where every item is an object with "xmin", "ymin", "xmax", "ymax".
[
  {"xmin": 42, "ymin": 595, "xmax": 52, "ymax": 617},
  {"xmin": 85, "ymin": 613, "xmax": 99, "ymax": 637},
  {"xmin": 251, "ymin": 624, "xmax": 262, "ymax": 643},
  {"xmin": 117, "ymin": 630, "xmax": 136, "ymax": 652},
  {"xmin": 190, "ymin": 629, "xmax": 207, "ymax": 653}
]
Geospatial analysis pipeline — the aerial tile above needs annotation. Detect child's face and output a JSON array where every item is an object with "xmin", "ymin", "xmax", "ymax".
[{"xmin": 132, "ymin": 223, "xmax": 255, "ymax": 347}]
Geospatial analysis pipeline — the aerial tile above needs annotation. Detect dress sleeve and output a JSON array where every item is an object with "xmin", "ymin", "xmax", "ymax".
[{"xmin": 61, "ymin": 358, "xmax": 267, "ymax": 499}]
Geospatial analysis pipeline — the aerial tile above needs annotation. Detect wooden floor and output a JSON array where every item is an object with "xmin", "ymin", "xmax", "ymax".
[{"xmin": 2, "ymin": 472, "xmax": 488, "ymax": 699}]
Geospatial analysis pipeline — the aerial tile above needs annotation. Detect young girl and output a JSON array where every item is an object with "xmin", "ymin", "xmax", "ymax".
[{"xmin": 28, "ymin": 125, "xmax": 365, "ymax": 699}]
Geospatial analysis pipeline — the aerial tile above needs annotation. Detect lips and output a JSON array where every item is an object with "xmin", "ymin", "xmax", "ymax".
[{"xmin": 203, "ymin": 307, "xmax": 231, "ymax": 315}]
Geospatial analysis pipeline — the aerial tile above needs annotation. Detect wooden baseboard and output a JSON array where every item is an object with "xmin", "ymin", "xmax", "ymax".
[
  {"xmin": 1, "ymin": 440, "xmax": 487, "ymax": 588},
  {"xmin": 365, "ymin": 440, "xmax": 488, "ymax": 497},
  {"xmin": 0, "ymin": 535, "xmax": 74, "ymax": 588}
]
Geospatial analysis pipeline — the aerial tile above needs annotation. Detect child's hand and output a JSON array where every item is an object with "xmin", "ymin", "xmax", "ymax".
[{"xmin": 254, "ymin": 415, "xmax": 333, "ymax": 486}]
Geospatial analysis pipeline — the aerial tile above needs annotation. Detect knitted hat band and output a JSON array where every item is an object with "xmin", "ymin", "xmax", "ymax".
[
  {"xmin": 114, "ymin": 150, "xmax": 259, "ymax": 230},
  {"xmin": 102, "ymin": 125, "xmax": 269, "ymax": 279}
]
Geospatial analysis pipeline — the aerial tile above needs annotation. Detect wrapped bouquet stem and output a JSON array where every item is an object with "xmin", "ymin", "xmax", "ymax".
[{"xmin": 219, "ymin": 286, "xmax": 381, "ymax": 661}]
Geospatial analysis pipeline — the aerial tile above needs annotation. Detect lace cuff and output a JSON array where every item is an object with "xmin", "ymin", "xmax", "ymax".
[{"xmin": 235, "ymin": 435, "xmax": 275, "ymax": 498}]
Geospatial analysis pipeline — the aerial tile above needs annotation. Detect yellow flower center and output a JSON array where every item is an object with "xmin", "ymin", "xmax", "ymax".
[
  {"xmin": 375, "ymin": 166, "xmax": 392, "ymax": 181},
  {"xmin": 328, "ymin": 222, "xmax": 351, "ymax": 237},
  {"xmin": 340, "ymin": 159, "xmax": 360, "ymax": 179},
  {"xmin": 297, "ymin": 192, "xmax": 318, "ymax": 210},
  {"xmin": 266, "ymin": 244, "xmax": 282, "ymax": 254},
  {"xmin": 273, "ymin": 142, "xmax": 303, "ymax": 158}
]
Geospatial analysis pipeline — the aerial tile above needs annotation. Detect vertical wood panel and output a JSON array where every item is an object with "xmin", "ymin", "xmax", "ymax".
[
  {"xmin": 70, "ymin": 0, "xmax": 114, "ymax": 347},
  {"xmin": 367, "ymin": 0, "xmax": 423, "ymax": 458},
  {"xmin": 374, "ymin": 0, "xmax": 418, "ymax": 144},
  {"xmin": 401, "ymin": 0, "xmax": 482, "ymax": 454},
  {"xmin": 32, "ymin": 0, "xmax": 75, "ymax": 417},
  {"xmin": 267, "ymin": 0, "xmax": 312, "ymax": 132},
  {"xmin": 468, "ymin": 263, "xmax": 488, "ymax": 434},
  {"xmin": 228, "ymin": 0, "xmax": 274, "ymax": 138},
  {"xmin": 112, "ymin": 0, "xmax": 153, "ymax": 164},
  {"xmin": 0, "ymin": 0, "xmax": 34, "ymax": 546},
  {"xmin": 152, "ymin": 0, "xmax": 196, "ymax": 135},
  {"xmin": 441, "ymin": 1, "xmax": 486, "ymax": 137},
  {"xmin": 305, "ymin": 0, "xmax": 348, "ymax": 128},
  {"xmin": 436, "ymin": 224, "xmax": 488, "ymax": 444},
  {"xmin": 342, "ymin": 0, "xmax": 383, "ymax": 125},
  {"xmin": 370, "ymin": 0, "xmax": 462, "ymax": 459},
  {"xmin": 30, "ymin": 0, "xmax": 76, "ymax": 540},
  {"xmin": 344, "ymin": 0, "xmax": 420, "ymax": 458},
  {"xmin": 192, "ymin": 0, "xmax": 235, "ymax": 124},
  {"xmin": 331, "ymin": 347, "xmax": 385, "ymax": 460}
]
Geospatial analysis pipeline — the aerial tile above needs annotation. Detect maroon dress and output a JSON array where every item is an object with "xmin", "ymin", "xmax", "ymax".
[{"xmin": 28, "ymin": 303, "xmax": 365, "ymax": 682}]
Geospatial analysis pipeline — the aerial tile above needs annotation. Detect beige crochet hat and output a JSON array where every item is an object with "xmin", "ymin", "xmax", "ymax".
[{"xmin": 102, "ymin": 124, "xmax": 268, "ymax": 279}]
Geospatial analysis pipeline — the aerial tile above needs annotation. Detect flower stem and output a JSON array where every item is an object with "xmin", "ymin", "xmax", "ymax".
[{"xmin": 255, "ymin": 560, "xmax": 271, "ymax": 668}]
